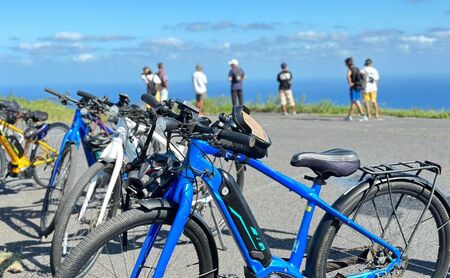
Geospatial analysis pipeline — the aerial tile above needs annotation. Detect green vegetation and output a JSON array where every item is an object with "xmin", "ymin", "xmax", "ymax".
[
  {"xmin": 200, "ymin": 96, "xmax": 450, "ymax": 119},
  {"xmin": 1, "ymin": 94, "xmax": 450, "ymax": 122},
  {"xmin": 1, "ymin": 96, "xmax": 73, "ymax": 123}
]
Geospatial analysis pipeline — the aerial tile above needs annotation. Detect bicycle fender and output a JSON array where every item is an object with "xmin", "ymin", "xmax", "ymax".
[{"xmin": 136, "ymin": 198, "xmax": 219, "ymax": 276}]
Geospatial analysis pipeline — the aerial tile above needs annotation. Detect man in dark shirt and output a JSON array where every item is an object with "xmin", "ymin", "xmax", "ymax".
[
  {"xmin": 228, "ymin": 58, "xmax": 245, "ymax": 106},
  {"xmin": 277, "ymin": 63, "xmax": 296, "ymax": 115},
  {"xmin": 345, "ymin": 57, "xmax": 367, "ymax": 121}
]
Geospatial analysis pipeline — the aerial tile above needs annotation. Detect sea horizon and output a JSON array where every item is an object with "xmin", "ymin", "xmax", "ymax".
[{"xmin": 1, "ymin": 74, "xmax": 450, "ymax": 111}]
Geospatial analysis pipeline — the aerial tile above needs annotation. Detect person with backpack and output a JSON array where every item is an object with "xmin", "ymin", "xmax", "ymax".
[
  {"xmin": 344, "ymin": 57, "xmax": 368, "ymax": 121},
  {"xmin": 141, "ymin": 66, "xmax": 162, "ymax": 102},
  {"xmin": 361, "ymin": 58, "xmax": 380, "ymax": 119},
  {"xmin": 277, "ymin": 62, "xmax": 296, "ymax": 115},
  {"xmin": 157, "ymin": 63, "xmax": 169, "ymax": 101},
  {"xmin": 228, "ymin": 58, "xmax": 245, "ymax": 106}
]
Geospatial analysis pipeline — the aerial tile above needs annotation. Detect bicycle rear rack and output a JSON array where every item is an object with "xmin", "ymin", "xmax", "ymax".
[
  {"xmin": 354, "ymin": 160, "xmax": 444, "ymax": 256},
  {"xmin": 359, "ymin": 160, "xmax": 441, "ymax": 181}
]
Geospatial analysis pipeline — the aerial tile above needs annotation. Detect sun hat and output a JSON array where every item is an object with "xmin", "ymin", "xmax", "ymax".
[{"xmin": 228, "ymin": 58, "xmax": 239, "ymax": 65}]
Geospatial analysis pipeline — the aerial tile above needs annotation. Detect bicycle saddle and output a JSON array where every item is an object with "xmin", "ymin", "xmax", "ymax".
[
  {"xmin": 29, "ymin": 111, "xmax": 49, "ymax": 122},
  {"xmin": 290, "ymin": 148, "xmax": 360, "ymax": 179}
]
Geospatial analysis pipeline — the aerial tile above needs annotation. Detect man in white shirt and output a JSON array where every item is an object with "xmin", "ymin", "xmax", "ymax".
[
  {"xmin": 192, "ymin": 64, "xmax": 208, "ymax": 114},
  {"xmin": 361, "ymin": 59, "xmax": 380, "ymax": 118},
  {"xmin": 141, "ymin": 66, "xmax": 162, "ymax": 102}
]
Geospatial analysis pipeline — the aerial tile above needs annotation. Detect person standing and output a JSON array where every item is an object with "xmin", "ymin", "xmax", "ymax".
[
  {"xmin": 277, "ymin": 63, "xmax": 296, "ymax": 115},
  {"xmin": 228, "ymin": 58, "xmax": 245, "ymax": 106},
  {"xmin": 141, "ymin": 66, "xmax": 162, "ymax": 101},
  {"xmin": 344, "ymin": 57, "xmax": 368, "ymax": 121},
  {"xmin": 192, "ymin": 64, "xmax": 208, "ymax": 114},
  {"xmin": 157, "ymin": 62, "xmax": 169, "ymax": 101},
  {"xmin": 361, "ymin": 58, "xmax": 380, "ymax": 119}
]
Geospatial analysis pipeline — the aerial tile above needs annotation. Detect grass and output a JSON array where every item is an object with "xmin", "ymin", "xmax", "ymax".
[
  {"xmin": 1, "ymin": 95, "xmax": 73, "ymax": 123},
  {"xmin": 1, "ymin": 94, "xmax": 450, "ymax": 122}
]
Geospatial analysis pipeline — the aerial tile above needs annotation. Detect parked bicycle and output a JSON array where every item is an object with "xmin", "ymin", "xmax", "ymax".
[
  {"xmin": 0, "ymin": 99, "xmax": 68, "ymax": 186},
  {"xmin": 40, "ymin": 88, "xmax": 114, "ymax": 237},
  {"xmin": 50, "ymin": 97, "xmax": 244, "ymax": 274},
  {"xmin": 56, "ymin": 95, "xmax": 450, "ymax": 277}
]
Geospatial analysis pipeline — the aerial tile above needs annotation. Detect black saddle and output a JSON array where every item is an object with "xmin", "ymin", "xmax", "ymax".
[
  {"xmin": 290, "ymin": 149, "xmax": 360, "ymax": 179},
  {"xmin": 29, "ymin": 111, "xmax": 48, "ymax": 122}
]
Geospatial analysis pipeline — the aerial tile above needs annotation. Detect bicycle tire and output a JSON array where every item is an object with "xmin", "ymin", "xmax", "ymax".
[
  {"xmin": 0, "ymin": 146, "xmax": 7, "ymax": 181},
  {"xmin": 32, "ymin": 122, "xmax": 70, "ymax": 187},
  {"xmin": 40, "ymin": 143, "xmax": 76, "ymax": 237},
  {"xmin": 50, "ymin": 162, "xmax": 120, "ymax": 274},
  {"xmin": 55, "ymin": 208, "xmax": 216, "ymax": 278},
  {"xmin": 306, "ymin": 180, "xmax": 450, "ymax": 277}
]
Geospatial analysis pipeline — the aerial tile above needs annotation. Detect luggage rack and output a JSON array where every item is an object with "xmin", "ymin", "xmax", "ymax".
[{"xmin": 359, "ymin": 160, "xmax": 441, "ymax": 180}]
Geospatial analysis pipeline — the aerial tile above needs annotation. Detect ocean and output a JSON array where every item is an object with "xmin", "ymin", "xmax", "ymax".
[{"xmin": 1, "ymin": 75, "xmax": 449, "ymax": 110}]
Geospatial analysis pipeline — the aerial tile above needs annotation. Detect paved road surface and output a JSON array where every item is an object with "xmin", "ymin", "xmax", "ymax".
[{"xmin": 1, "ymin": 113, "xmax": 449, "ymax": 277}]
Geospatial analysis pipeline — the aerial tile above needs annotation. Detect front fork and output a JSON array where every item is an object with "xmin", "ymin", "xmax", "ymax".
[{"xmin": 131, "ymin": 175, "xmax": 194, "ymax": 278}]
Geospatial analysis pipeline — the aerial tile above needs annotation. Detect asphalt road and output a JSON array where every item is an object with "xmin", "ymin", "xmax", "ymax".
[{"xmin": 1, "ymin": 113, "xmax": 450, "ymax": 277}]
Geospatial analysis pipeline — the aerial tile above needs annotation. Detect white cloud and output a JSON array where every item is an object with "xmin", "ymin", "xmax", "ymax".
[
  {"xmin": 54, "ymin": 32, "xmax": 83, "ymax": 41},
  {"xmin": 19, "ymin": 42, "xmax": 52, "ymax": 50},
  {"xmin": 150, "ymin": 37, "xmax": 184, "ymax": 47},
  {"xmin": 398, "ymin": 44, "xmax": 411, "ymax": 53},
  {"xmin": 361, "ymin": 36, "xmax": 389, "ymax": 44},
  {"xmin": 73, "ymin": 53, "xmax": 96, "ymax": 63},
  {"xmin": 291, "ymin": 31, "xmax": 327, "ymax": 42},
  {"xmin": 402, "ymin": 35, "xmax": 437, "ymax": 45}
]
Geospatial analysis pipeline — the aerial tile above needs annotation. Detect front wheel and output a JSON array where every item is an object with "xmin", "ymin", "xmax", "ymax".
[
  {"xmin": 55, "ymin": 208, "xmax": 217, "ymax": 278},
  {"xmin": 40, "ymin": 144, "xmax": 76, "ymax": 237},
  {"xmin": 32, "ymin": 122, "xmax": 70, "ymax": 187},
  {"xmin": 50, "ymin": 162, "xmax": 121, "ymax": 274},
  {"xmin": 306, "ymin": 180, "xmax": 450, "ymax": 278}
]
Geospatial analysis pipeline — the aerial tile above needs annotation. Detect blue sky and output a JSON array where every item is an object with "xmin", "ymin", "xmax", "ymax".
[{"xmin": 1, "ymin": 0, "xmax": 449, "ymax": 84}]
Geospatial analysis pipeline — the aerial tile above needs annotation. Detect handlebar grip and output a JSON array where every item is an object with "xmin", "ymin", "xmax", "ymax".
[
  {"xmin": 77, "ymin": 91, "xmax": 96, "ymax": 100},
  {"xmin": 156, "ymin": 117, "xmax": 181, "ymax": 132},
  {"xmin": 218, "ymin": 129, "xmax": 256, "ymax": 147},
  {"xmin": 193, "ymin": 123, "xmax": 214, "ymax": 134},
  {"xmin": 45, "ymin": 88, "xmax": 63, "ymax": 98},
  {"xmin": 141, "ymin": 94, "xmax": 159, "ymax": 108}
]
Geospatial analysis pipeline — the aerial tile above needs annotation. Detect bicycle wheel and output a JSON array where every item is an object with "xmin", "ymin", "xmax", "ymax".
[
  {"xmin": 51, "ymin": 162, "xmax": 121, "ymax": 274},
  {"xmin": 55, "ymin": 208, "xmax": 216, "ymax": 278},
  {"xmin": 306, "ymin": 180, "xmax": 450, "ymax": 277},
  {"xmin": 40, "ymin": 144, "xmax": 76, "ymax": 236},
  {"xmin": 0, "ymin": 146, "xmax": 7, "ymax": 180},
  {"xmin": 32, "ymin": 122, "xmax": 69, "ymax": 187}
]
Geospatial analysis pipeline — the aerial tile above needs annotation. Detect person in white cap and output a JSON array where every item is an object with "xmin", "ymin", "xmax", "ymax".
[{"xmin": 227, "ymin": 58, "xmax": 245, "ymax": 106}]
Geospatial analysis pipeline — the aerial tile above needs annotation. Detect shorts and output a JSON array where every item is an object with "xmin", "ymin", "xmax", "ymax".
[
  {"xmin": 363, "ymin": 91, "xmax": 377, "ymax": 102},
  {"xmin": 279, "ymin": 89, "xmax": 295, "ymax": 106},
  {"xmin": 196, "ymin": 93, "xmax": 205, "ymax": 102},
  {"xmin": 349, "ymin": 88, "xmax": 361, "ymax": 102}
]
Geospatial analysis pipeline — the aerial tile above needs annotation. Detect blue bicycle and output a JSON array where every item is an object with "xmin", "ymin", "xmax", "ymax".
[
  {"xmin": 40, "ymin": 88, "xmax": 114, "ymax": 236},
  {"xmin": 56, "ymin": 95, "xmax": 450, "ymax": 277}
]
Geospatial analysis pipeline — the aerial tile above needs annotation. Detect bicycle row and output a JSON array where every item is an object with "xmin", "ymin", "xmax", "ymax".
[{"xmin": 1, "ymin": 90, "xmax": 449, "ymax": 277}]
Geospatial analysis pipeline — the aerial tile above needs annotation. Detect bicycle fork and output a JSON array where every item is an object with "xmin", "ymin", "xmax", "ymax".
[{"xmin": 131, "ymin": 176, "xmax": 194, "ymax": 278}]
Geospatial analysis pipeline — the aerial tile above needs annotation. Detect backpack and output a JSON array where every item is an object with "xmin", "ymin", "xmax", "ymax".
[
  {"xmin": 145, "ymin": 74, "xmax": 161, "ymax": 96},
  {"xmin": 350, "ymin": 66, "xmax": 367, "ymax": 90}
]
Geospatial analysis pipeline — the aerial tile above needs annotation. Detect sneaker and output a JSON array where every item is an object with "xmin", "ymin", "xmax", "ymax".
[
  {"xmin": 283, "ymin": 111, "xmax": 288, "ymax": 116},
  {"xmin": 359, "ymin": 115, "xmax": 368, "ymax": 122},
  {"xmin": 344, "ymin": 115, "xmax": 353, "ymax": 121},
  {"xmin": 292, "ymin": 111, "xmax": 297, "ymax": 115}
]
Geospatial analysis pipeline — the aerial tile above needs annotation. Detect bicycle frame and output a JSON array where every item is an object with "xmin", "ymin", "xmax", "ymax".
[
  {"xmin": 132, "ymin": 139, "xmax": 404, "ymax": 278},
  {"xmin": 0, "ymin": 118, "xmax": 58, "ymax": 175},
  {"xmin": 48, "ymin": 109, "xmax": 113, "ymax": 188}
]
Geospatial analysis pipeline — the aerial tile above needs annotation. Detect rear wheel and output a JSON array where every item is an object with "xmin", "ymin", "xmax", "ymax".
[
  {"xmin": 55, "ymin": 208, "xmax": 216, "ymax": 278},
  {"xmin": 50, "ymin": 162, "xmax": 120, "ymax": 274},
  {"xmin": 306, "ymin": 180, "xmax": 450, "ymax": 278},
  {"xmin": 32, "ymin": 122, "xmax": 69, "ymax": 187},
  {"xmin": 40, "ymin": 144, "xmax": 76, "ymax": 236}
]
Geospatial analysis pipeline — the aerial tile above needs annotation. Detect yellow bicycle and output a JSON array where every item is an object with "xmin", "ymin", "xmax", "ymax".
[{"xmin": 0, "ymin": 100, "xmax": 69, "ymax": 186}]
